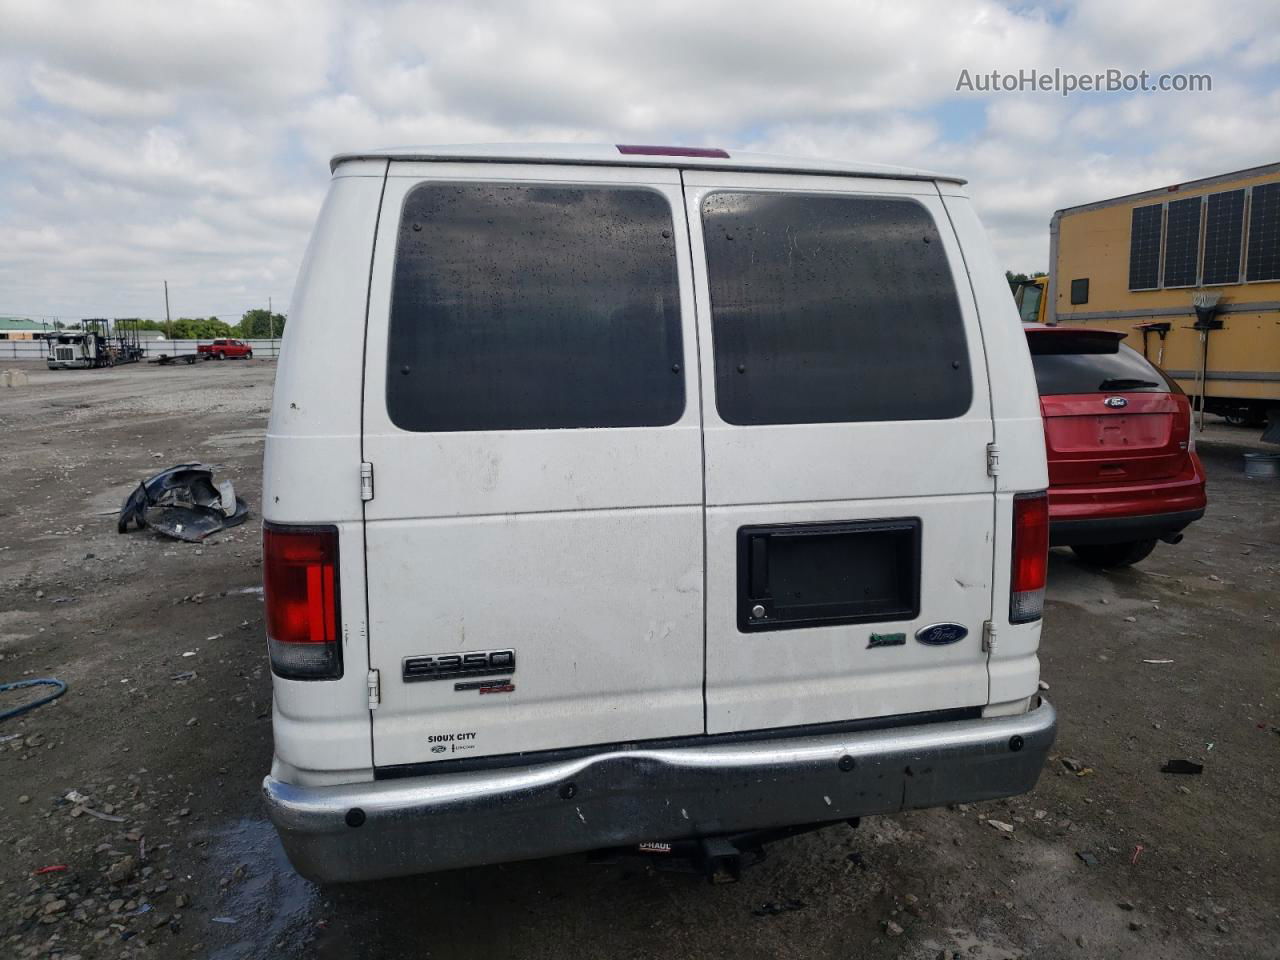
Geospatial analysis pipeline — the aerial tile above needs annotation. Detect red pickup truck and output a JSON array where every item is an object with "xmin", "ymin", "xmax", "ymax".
[{"xmin": 197, "ymin": 338, "xmax": 254, "ymax": 360}]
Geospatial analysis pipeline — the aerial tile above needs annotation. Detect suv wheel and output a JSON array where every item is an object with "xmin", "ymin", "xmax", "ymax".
[{"xmin": 1070, "ymin": 539, "xmax": 1158, "ymax": 568}]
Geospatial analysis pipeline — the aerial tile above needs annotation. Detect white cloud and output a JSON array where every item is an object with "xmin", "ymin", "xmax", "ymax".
[
  {"xmin": 29, "ymin": 64, "xmax": 177, "ymax": 119},
  {"xmin": 0, "ymin": 0, "xmax": 337, "ymax": 104},
  {"xmin": 0, "ymin": 0, "xmax": 1276, "ymax": 316}
]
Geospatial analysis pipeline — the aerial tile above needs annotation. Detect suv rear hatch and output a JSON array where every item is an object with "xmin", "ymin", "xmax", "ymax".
[{"xmin": 1028, "ymin": 329, "xmax": 1191, "ymax": 487}]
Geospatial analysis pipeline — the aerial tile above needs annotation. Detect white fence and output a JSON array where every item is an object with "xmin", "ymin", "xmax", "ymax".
[{"xmin": 0, "ymin": 338, "xmax": 282, "ymax": 360}]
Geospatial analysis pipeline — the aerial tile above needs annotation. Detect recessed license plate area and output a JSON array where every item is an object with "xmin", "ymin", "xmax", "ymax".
[{"xmin": 737, "ymin": 519, "xmax": 921, "ymax": 632}]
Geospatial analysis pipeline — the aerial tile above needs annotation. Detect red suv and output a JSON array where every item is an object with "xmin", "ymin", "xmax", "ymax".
[{"xmin": 1025, "ymin": 325, "xmax": 1206, "ymax": 567}]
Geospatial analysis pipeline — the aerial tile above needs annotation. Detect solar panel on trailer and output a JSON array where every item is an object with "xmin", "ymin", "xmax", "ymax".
[
  {"xmin": 1128, "ymin": 204, "xmax": 1162, "ymax": 290},
  {"xmin": 1162, "ymin": 196, "xmax": 1201, "ymax": 288},
  {"xmin": 1202, "ymin": 189, "xmax": 1245, "ymax": 285},
  {"xmin": 1246, "ymin": 182, "xmax": 1280, "ymax": 282}
]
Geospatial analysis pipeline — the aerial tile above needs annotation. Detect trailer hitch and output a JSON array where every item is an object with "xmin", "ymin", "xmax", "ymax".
[{"xmin": 590, "ymin": 818, "xmax": 860, "ymax": 883}]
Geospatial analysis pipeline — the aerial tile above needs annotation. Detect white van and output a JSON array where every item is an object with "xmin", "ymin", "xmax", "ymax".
[{"xmin": 262, "ymin": 144, "xmax": 1055, "ymax": 883}]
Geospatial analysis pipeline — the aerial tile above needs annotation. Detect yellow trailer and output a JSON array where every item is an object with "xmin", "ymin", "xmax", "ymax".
[{"xmin": 1024, "ymin": 162, "xmax": 1280, "ymax": 428}]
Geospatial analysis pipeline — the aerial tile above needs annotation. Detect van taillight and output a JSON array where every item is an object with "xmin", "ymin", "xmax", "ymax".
[
  {"xmin": 263, "ymin": 523, "xmax": 342, "ymax": 680},
  {"xmin": 1010, "ymin": 492, "xmax": 1049, "ymax": 624}
]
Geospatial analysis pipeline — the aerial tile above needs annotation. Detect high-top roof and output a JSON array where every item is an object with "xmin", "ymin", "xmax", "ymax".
[{"xmin": 330, "ymin": 143, "xmax": 965, "ymax": 184}]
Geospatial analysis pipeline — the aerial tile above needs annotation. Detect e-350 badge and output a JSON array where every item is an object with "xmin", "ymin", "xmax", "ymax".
[{"xmin": 402, "ymin": 648, "xmax": 516, "ymax": 694}]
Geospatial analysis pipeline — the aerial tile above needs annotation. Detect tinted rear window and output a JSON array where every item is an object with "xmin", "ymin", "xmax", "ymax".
[
  {"xmin": 701, "ymin": 192, "xmax": 972, "ymax": 425},
  {"xmin": 1028, "ymin": 337, "xmax": 1178, "ymax": 395},
  {"xmin": 387, "ymin": 183, "xmax": 684, "ymax": 432}
]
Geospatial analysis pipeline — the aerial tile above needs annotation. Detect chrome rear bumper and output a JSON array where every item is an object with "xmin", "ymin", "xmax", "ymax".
[{"xmin": 264, "ymin": 699, "xmax": 1056, "ymax": 883}]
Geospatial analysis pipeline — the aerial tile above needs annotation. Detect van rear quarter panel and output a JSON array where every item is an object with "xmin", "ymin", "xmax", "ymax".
[
  {"xmin": 940, "ymin": 191, "xmax": 1048, "ymax": 706},
  {"xmin": 265, "ymin": 166, "xmax": 386, "ymax": 783}
]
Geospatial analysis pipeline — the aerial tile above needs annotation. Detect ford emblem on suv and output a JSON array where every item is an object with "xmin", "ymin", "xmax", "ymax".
[{"xmin": 1103, "ymin": 396, "xmax": 1128, "ymax": 408}]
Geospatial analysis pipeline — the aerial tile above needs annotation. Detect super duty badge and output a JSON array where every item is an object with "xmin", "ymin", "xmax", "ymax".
[{"xmin": 403, "ymin": 648, "xmax": 515, "ymax": 683}]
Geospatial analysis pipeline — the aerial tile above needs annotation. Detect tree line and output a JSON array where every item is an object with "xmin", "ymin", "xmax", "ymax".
[
  {"xmin": 53, "ymin": 309, "xmax": 287, "ymax": 339},
  {"xmin": 132, "ymin": 309, "xmax": 287, "ymax": 339},
  {"xmin": 1005, "ymin": 270, "xmax": 1047, "ymax": 293}
]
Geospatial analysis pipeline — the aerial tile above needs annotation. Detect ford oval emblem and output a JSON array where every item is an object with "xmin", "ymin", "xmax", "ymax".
[
  {"xmin": 1104, "ymin": 396, "xmax": 1128, "ymax": 408},
  {"xmin": 915, "ymin": 622, "xmax": 968, "ymax": 646}
]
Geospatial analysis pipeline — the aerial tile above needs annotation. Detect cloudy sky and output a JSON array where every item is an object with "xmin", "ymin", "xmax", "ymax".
[{"xmin": 1, "ymin": 0, "xmax": 1278, "ymax": 322}]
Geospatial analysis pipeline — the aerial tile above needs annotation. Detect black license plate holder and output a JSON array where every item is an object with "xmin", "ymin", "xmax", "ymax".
[{"xmin": 737, "ymin": 518, "xmax": 921, "ymax": 632}]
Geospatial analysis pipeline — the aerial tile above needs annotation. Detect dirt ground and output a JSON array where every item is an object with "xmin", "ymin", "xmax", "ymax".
[{"xmin": 1, "ymin": 358, "xmax": 1277, "ymax": 960}]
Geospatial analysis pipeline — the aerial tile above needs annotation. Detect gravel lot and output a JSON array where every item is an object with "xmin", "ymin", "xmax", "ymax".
[{"xmin": 1, "ymin": 359, "xmax": 1276, "ymax": 960}]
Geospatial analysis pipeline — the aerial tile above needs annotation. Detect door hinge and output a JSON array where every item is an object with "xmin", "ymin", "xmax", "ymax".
[
  {"xmin": 982, "ymin": 620, "xmax": 997, "ymax": 653},
  {"xmin": 367, "ymin": 669, "xmax": 381, "ymax": 710},
  {"xmin": 359, "ymin": 461, "xmax": 375, "ymax": 502},
  {"xmin": 985, "ymin": 442, "xmax": 1000, "ymax": 477}
]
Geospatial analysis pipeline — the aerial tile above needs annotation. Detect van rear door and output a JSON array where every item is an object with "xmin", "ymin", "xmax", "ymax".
[
  {"xmin": 361, "ymin": 163, "xmax": 704, "ymax": 768},
  {"xmin": 682, "ymin": 172, "xmax": 997, "ymax": 734}
]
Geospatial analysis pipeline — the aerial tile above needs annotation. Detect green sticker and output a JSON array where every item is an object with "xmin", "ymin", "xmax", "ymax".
[{"xmin": 867, "ymin": 632, "xmax": 906, "ymax": 649}]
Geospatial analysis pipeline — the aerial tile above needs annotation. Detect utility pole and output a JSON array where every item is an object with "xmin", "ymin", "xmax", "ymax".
[
  {"xmin": 268, "ymin": 296, "xmax": 275, "ymax": 357},
  {"xmin": 163, "ymin": 281, "xmax": 172, "ymax": 339}
]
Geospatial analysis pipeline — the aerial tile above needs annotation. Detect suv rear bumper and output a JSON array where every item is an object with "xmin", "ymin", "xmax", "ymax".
[
  {"xmin": 263, "ymin": 699, "xmax": 1057, "ymax": 883},
  {"xmin": 1049, "ymin": 507, "xmax": 1204, "ymax": 546}
]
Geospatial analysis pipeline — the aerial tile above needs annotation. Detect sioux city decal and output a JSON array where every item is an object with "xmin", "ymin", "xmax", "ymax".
[{"xmin": 428, "ymin": 731, "xmax": 479, "ymax": 755}]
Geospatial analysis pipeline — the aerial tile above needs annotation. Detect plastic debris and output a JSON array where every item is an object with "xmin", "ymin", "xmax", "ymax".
[
  {"xmin": 1161, "ymin": 758, "xmax": 1204, "ymax": 775},
  {"xmin": 80, "ymin": 807, "xmax": 127, "ymax": 823},
  {"xmin": 753, "ymin": 899, "xmax": 806, "ymax": 917},
  {"xmin": 33, "ymin": 865, "xmax": 68, "ymax": 875},
  {"xmin": 118, "ymin": 463, "xmax": 249, "ymax": 543}
]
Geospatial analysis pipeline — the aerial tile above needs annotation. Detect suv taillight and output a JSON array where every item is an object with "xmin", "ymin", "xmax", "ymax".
[
  {"xmin": 1010, "ymin": 492, "xmax": 1048, "ymax": 624},
  {"xmin": 263, "ymin": 523, "xmax": 342, "ymax": 679}
]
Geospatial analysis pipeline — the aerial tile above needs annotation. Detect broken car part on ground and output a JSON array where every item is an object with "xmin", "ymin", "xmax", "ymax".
[{"xmin": 118, "ymin": 463, "xmax": 249, "ymax": 543}]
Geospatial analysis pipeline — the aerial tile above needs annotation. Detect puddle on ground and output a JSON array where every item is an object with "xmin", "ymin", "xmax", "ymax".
[{"xmin": 204, "ymin": 817, "xmax": 320, "ymax": 960}]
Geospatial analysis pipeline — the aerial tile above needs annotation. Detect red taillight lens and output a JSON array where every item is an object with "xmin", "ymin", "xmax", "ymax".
[
  {"xmin": 263, "ymin": 523, "xmax": 342, "ymax": 680},
  {"xmin": 1010, "ymin": 491, "xmax": 1049, "ymax": 624}
]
